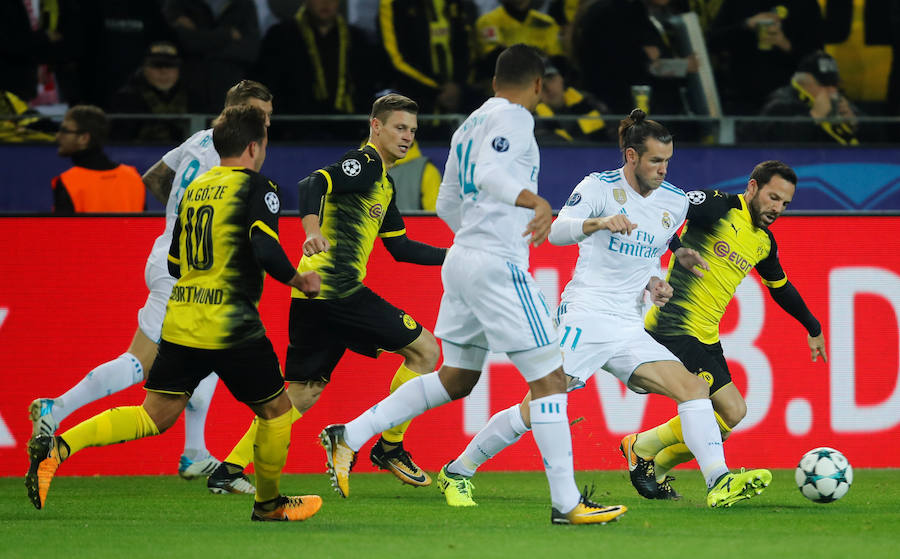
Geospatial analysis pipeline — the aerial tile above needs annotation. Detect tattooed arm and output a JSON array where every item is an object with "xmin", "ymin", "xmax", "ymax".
[{"xmin": 142, "ymin": 160, "xmax": 176, "ymax": 204}]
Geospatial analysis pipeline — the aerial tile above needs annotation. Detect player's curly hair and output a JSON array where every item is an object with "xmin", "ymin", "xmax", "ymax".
[{"xmin": 618, "ymin": 108, "xmax": 672, "ymax": 157}]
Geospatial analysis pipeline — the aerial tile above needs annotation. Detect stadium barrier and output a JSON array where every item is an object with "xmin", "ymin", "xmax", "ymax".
[
  {"xmin": 1, "ymin": 215, "xmax": 899, "ymax": 476},
  {"xmin": 3, "ymin": 142, "xmax": 900, "ymax": 212}
]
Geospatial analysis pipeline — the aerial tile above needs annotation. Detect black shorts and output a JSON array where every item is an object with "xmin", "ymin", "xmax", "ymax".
[
  {"xmin": 146, "ymin": 336, "xmax": 285, "ymax": 405},
  {"xmin": 648, "ymin": 332, "xmax": 732, "ymax": 395},
  {"xmin": 284, "ymin": 286, "xmax": 424, "ymax": 383}
]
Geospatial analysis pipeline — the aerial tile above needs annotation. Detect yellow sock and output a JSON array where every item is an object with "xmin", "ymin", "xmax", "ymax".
[
  {"xmin": 60, "ymin": 406, "xmax": 159, "ymax": 456},
  {"xmin": 654, "ymin": 443, "xmax": 694, "ymax": 481},
  {"xmin": 253, "ymin": 409, "xmax": 293, "ymax": 503},
  {"xmin": 380, "ymin": 363, "xmax": 421, "ymax": 444},
  {"xmin": 653, "ymin": 412, "xmax": 732, "ymax": 480},
  {"xmin": 226, "ymin": 407, "xmax": 302, "ymax": 468},
  {"xmin": 660, "ymin": 415, "xmax": 684, "ymax": 445}
]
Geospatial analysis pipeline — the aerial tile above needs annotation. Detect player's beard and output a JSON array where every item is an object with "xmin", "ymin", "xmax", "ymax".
[
  {"xmin": 748, "ymin": 194, "xmax": 776, "ymax": 229},
  {"xmin": 634, "ymin": 168, "xmax": 661, "ymax": 195}
]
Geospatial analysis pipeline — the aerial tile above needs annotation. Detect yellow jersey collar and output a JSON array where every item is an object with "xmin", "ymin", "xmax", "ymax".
[{"xmin": 737, "ymin": 192, "xmax": 754, "ymax": 226}]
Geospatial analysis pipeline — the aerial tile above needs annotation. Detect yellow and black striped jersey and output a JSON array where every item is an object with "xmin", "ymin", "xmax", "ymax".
[
  {"xmin": 645, "ymin": 190, "xmax": 787, "ymax": 344},
  {"xmin": 294, "ymin": 143, "xmax": 406, "ymax": 299},
  {"xmin": 163, "ymin": 166, "xmax": 282, "ymax": 349}
]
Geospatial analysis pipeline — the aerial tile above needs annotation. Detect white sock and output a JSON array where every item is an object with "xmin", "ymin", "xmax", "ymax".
[
  {"xmin": 344, "ymin": 372, "xmax": 450, "ymax": 451},
  {"xmin": 530, "ymin": 394, "xmax": 580, "ymax": 513},
  {"xmin": 678, "ymin": 398, "xmax": 729, "ymax": 488},
  {"xmin": 183, "ymin": 373, "xmax": 218, "ymax": 458},
  {"xmin": 55, "ymin": 353, "xmax": 144, "ymax": 423},
  {"xmin": 449, "ymin": 403, "xmax": 530, "ymax": 477}
]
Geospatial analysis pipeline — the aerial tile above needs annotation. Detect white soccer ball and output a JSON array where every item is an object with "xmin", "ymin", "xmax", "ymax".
[{"xmin": 794, "ymin": 447, "xmax": 853, "ymax": 503}]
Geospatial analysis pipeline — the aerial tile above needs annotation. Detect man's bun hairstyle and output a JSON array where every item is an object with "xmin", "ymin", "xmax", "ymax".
[{"xmin": 618, "ymin": 108, "xmax": 672, "ymax": 157}]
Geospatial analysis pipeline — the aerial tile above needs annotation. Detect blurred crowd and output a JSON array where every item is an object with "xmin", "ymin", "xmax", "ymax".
[{"xmin": 3, "ymin": 0, "xmax": 900, "ymax": 144}]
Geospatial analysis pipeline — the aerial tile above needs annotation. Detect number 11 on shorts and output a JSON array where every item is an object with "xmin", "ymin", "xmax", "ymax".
[{"xmin": 560, "ymin": 326, "xmax": 582, "ymax": 350}]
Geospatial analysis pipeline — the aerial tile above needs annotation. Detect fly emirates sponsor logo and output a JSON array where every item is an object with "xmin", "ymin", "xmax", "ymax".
[{"xmin": 607, "ymin": 230, "xmax": 663, "ymax": 259}]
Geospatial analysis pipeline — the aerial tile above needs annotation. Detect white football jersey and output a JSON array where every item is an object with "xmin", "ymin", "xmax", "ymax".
[
  {"xmin": 147, "ymin": 129, "xmax": 221, "ymax": 267},
  {"xmin": 437, "ymin": 97, "xmax": 540, "ymax": 267},
  {"xmin": 555, "ymin": 168, "xmax": 689, "ymax": 320}
]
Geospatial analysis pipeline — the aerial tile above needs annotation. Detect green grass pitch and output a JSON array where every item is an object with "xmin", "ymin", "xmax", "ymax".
[{"xmin": 2, "ymin": 470, "xmax": 898, "ymax": 558}]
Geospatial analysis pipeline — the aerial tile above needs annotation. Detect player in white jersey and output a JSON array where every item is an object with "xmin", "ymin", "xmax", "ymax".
[
  {"xmin": 438, "ymin": 109, "xmax": 773, "ymax": 510},
  {"xmin": 28, "ymin": 81, "xmax": 273, "ymax": 491},
  {"xmin": 316, "ymin": 45, "xmax": 625, "ymax": 526}
]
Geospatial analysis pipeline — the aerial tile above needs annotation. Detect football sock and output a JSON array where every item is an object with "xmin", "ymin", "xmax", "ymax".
[
  {"xmin": 54, "ymin": 353, "xmax": 144, "ymax": 423},
  {"xmin": 448, "ymin": 403, "xmax": 529, "ymax": 478},
  {"xmin": 344, "ymin": 372, "xmax": 450, "ymax": 452},
  {"xmin": 252, "ymin": 409, "xmax": 293, "ymax": 503},
  {"xmin": 654, "ymin": 443, "xmax": 693, "ymax": 482},
  {"xmin": 677, "ymin": 399, "xmax": 728, "ymax": 489},
  {"xmin": 380, "ymin": 363, "xmax": 422, "ymax": 444},
  {"xmin": 634, "ymin": 416, "xmax": 683, "ymax": 457},
  {"xmin": 650, "ymin": 413, "xmax": 733, "ymax": 480},
  {"xmin": 183, "ymin": 373, "xmax": 217, "ymax": 459},
  {"xmin": 225, "ymin": 406, "xmax": 302, "ymax": 469},
  {"xmin": 59, "ymin": 405, "xmax": 159, "ymax": 456},
  {"xmin": 530, "ymin": 394, "xmax": 580, "ymax": 513}
]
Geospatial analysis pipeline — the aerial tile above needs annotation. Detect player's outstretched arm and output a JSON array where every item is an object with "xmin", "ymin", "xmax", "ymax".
[
  {"xmin": 382, "ymin": 234, "xmax": 446, "ymax": 265},
  {"xmin": 767, "ymin": 281, "xmax": 826, "ymax": 362},
  {"xmin": 143, "ymin": 160, "xmax": 176, "ymax": 204}
]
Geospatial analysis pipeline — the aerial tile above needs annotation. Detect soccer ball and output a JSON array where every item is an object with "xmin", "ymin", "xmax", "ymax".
[{"xmin": 795, "ymin": 447, "xmax": 853, "ymax": 503}]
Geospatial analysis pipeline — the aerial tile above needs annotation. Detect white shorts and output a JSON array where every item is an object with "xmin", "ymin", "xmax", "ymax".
[
  {"xmin": 441, "ymin": 339, "xmax": 562, "ymax": 383},
  {"xmin": 559, "ymin": 309, "xmax": 679, "ymax": 394},
  {"xmin": 435, "ymin": 245, "xmax": 560, "ymax": 380},
  {"xmin": 137, "ymin": 258, "xmax": 176, "ymax": 343}
]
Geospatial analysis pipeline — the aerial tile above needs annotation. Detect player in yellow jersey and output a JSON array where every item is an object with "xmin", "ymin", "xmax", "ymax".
[
  {"xmin": 207, "ymin": 93, "xmax": 447, "ymax": 495},
  {"xmin": 622, "ymin": 160, "xmax": 828, "ymax": 501},
  {"xmin": 26, "ymin": 105, "xmax": 323, "ymax": 522}
]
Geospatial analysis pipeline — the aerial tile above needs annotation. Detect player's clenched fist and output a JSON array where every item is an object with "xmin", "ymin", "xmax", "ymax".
[
  {"xmin": 303, "ymin": 234, "xmax": 330, "ymax": 256},
  {"xmin": 647, "ymin": 276, "xmax": 673, "ymax": 307},
  {"xmin": 291, "ymin": 270, "xmax": 321, "ymax": 298},
  {"xmin": 583, "ymin": 214, "xmax": 638, "ymax": 235}
]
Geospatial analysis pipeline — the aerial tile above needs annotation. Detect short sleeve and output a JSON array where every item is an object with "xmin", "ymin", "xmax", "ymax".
[
  {"xmin": 162, "ymin": 132, "xmax": 193, "ymax": 170},
  {"xmin": 471, "ymin": 111, "xmax": 535, "ymax": 205},
  {"xmin": 378, "ymin": 192, "xmax": 406, "ymax": 238},
  {"xmin": 757, "ymin": 230, "xmax": 787, "ymax": 288},
  {"xmin": 557, "ymin": 175, "xmax": 606, "ymax": 220},
  {"xmin": 247, "ymin": 173, "xmax": 281, "ymax": 241},
  {"xmin": 684, "ymin": 189, "xmax": 736, "ymax": 225},
  {"xmin": 317, "ymin": 147, "xmax": 384, "ymax": 195}
]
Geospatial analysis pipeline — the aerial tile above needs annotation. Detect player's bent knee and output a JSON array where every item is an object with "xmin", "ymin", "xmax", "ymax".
[
  {"xmin": 677, "ymin": 371, "xmax": 710, "ymax": 401},
  {"xmin": 718, "ymin": 401, "xmax": 747, "ymax": 429},
  {"xmin": 438, "ymin": 367, "xmax": 481, "ymax": 399},
  {"xmin": 401, "ymin": 329, "xmax": 441, "ymax": 370},
  {"xmin": 251, "ymin": 392, "xmax": 292, "ymax": 419},
  {"xmin": 529, "ymin": 368, "xmax": 567, "ymax": 397},
  {"xmin": 287, "ymin": 381, "xmax": 327, "ymax": 414}
]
